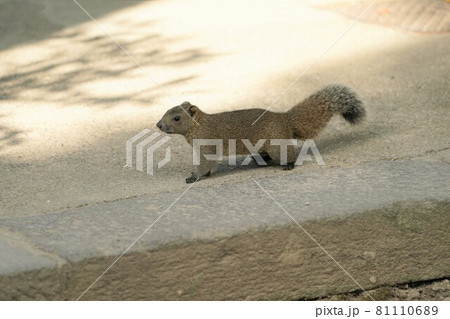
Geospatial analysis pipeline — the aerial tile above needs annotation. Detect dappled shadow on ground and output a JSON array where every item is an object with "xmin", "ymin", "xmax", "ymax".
[
  {"xmin": 0, "ymin": 117, "xmax": 22, "ymax": 152},
  {"xmin": 0, "ymin": 21, "xmax": 216, "ymax": 107},
  {"xmin": 0, "ymin": 0, "xmax": 145, "ymax": 51},
  {"xmin": 0, "ymin": 0, "xmax": 220, "ymax": 150}
]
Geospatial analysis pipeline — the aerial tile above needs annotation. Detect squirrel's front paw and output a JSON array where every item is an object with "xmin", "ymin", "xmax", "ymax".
[
  {"xmin": 186, "ymin": 175, "xmax": 199, "ymax": 183},
  {"xmin": 282, "ymin": 163, "xmax": 295, "ymax": 170}
]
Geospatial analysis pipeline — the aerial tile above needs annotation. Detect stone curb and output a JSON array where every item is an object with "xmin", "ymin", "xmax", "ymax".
[{"xmin": 1, "ymin": 161, "xmax": 449, "ymax": 300}]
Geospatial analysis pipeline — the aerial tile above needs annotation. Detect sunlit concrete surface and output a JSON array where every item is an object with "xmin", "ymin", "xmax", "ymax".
[{"xmin": 1, "ymin": 0, "xmax": 449, "ymax": 218}]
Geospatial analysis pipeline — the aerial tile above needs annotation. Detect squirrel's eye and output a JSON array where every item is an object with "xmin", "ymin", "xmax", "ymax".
[{"xmin": 173, "ymin": 115, "xmax": 181, "ymax": 122}]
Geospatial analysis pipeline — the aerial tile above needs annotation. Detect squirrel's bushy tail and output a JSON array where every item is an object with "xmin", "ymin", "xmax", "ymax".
[{"xmin": 289, "ymin": 85, "xmax": 365, "ymax": 139}]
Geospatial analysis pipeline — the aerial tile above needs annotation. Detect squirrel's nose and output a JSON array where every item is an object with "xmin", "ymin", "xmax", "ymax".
[{"xmin": 156, "ymin": 121, "xmax": 162, "ymax": 130}]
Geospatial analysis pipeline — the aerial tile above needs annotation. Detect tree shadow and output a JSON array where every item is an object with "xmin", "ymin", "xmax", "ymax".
[
  {"xmin": 0, "ymin": 0, "xmax": 221, "ymax": 150},
  {"xmin": 0, "ymin": 0, "xmax": 148, "ymax": 51},
  {"xmin": 0, "ymin": 26, "xmax": 217, "ymax": 107},
  {"xmin": 0, "ymin": 117, "xmax": 23, "ymax": 152}
]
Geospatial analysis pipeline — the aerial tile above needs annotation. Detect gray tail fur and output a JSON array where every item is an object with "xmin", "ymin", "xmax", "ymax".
[{"xmin": 313, "ymin": 84, "xmax": 365, "ymax": 124}]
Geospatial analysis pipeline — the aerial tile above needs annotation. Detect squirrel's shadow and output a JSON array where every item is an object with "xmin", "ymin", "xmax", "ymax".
[
  {"xmin": 317, "ymin": 123, "xmax": 387, "ymax": 154},
  {"xmin": 211, "ymin": 125, "xmax": 385, "ymax": 178},
  {"xmin": 214, "ymin": 155, "xmax": 270, "ymax": 175}
]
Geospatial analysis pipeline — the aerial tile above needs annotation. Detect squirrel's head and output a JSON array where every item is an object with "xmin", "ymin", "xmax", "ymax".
[{"xmin": 156, "ymin": 101, "xmax": 200, "ymax": 135}]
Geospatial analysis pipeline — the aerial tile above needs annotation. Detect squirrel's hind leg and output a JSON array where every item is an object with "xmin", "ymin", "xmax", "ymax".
[
  {"xmin": 265, "ymin": 145, "xmax": 297, "ymax": 170},
  {"xmin": 251, "ymin": 152, "xmax": 272, "ymax": 164}
]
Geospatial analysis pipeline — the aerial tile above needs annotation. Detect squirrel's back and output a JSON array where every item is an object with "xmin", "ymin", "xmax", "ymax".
[{"xmin": 199, "ymin": 108, "xmax": 292, "ymax": 140}]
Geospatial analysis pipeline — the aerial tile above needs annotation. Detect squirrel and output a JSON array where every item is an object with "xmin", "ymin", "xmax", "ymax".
[{"xmin": 156, "ymin": 85, "xmax": 365, "ymax": 183}]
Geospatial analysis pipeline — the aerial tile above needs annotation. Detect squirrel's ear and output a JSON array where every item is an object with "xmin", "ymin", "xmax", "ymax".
[
  {"xmin": 188, "ymin": 105, "xmax": 198, "ymax": 117},
  {"xmin": 181, "ymin": 101, "xmax": 191, "ymax": 107}
]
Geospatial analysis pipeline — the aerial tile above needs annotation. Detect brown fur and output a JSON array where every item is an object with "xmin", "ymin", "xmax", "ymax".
[{"xmin": 157, "ymin": 85, "xmax": 365, "ymax": 183}]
